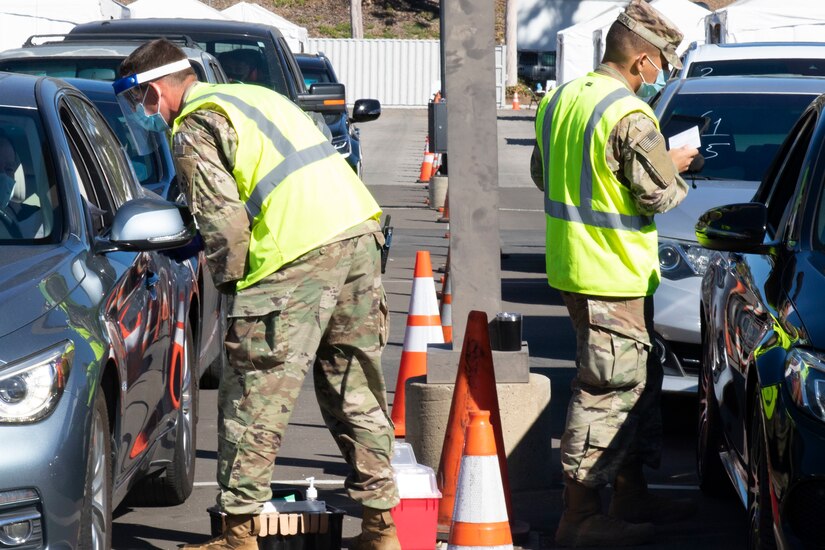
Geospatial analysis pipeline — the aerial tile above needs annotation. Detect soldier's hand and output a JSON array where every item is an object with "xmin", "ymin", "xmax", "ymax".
[{"xmin": 669, "ymin": 145, "xmax": 700, "ymax": 174}]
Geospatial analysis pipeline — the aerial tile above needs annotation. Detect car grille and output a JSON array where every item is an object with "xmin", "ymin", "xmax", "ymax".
[{"xmin": 785, "ymin": 480, "xmax": 825, "ymax": 546}]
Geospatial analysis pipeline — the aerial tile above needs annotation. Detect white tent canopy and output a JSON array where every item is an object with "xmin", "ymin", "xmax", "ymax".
[
  {"xmin": 593, "ymin": 0, "xmax": 710, "ymax": 71},
  {"xmin": 126, "ymin": 0, "xmax": 228, "ymax": 20},
  {"xmin": 222, "ymin": 2, "xmax": 308, "ymax": 52},
  {"xmin": 0, "ymin": 0, "xmax": 129, "ymax": 52},
  {"xmin": 519, "ymin": 0, "xmax": 626, "ymax": 53},
  {"xmin": 705, "ymin": 0, "xmax": 825, "ymax": 44},
  {"xmin": 556, "ymin": 5, "xmax": 623, "ymax": 84},
  {"xmin": 557, "ymin": 0, "xmax": 710, "ymax": 84}
]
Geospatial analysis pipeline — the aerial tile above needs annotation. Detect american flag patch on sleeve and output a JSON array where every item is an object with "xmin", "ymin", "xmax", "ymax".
[{"xmin": 636, "ymin": 130, "xmax": 662, "ymax": 153}]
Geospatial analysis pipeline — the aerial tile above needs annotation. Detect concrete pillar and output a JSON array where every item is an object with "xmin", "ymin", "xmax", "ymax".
[
  {"xmin": 443, "ymin": 0, "xmax": 502, "ymax": 345},
  {"xmin": 405, "ymin": 373, "xmax": 554, "ymax": 492}
]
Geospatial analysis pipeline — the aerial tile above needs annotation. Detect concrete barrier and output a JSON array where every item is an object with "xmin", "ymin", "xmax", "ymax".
[{"xmin": 405, "ymin": 372, "xmax": 553, "ymax": 492}]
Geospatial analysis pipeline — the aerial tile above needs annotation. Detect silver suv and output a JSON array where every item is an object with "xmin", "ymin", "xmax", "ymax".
[{"xmin": 674, "ymin": 42, "xmax": 825, "ymax": 80}]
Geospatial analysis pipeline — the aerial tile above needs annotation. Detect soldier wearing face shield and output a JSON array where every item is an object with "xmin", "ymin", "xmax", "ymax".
[
  {"xmin": 114, "ymin": 39, "xmax": 400, "ymax": 550},
  {"xmin": 531, "ymin": 0, "xmax": 700, "ymax": 547}
]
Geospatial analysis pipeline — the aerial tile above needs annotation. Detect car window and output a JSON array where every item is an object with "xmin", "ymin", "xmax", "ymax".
[
  {"xmin": 279, "ymin": 37, "xmax": 307, "ymax": 94},
  {"xmin": 64, "ymin": 95, "xmax": 136, "ymax": 209},
  {"xmin": 761, "ymin": 113, "xmax": 816, "ymax": 237},
  {"xmin": 299, "ymin": 63, "xmax": 333, "ymax": 87},
  {"xmin": 688, "ymin": 58, "xmax": 825, "ymax": 78},
  {"xmin": 87, "ymin": 96, "xmax": 164, "ymax": 190},
  {"xmin": 660, "ymin": 92, "xmax": 817, "ymax": 182},
  {"xmin": 209, "ymin": 40, "xmax": 281, "ymax": 92},
  {"xmin": 0, "ymin": 108, "xmax": 60, "ymax": 242}
]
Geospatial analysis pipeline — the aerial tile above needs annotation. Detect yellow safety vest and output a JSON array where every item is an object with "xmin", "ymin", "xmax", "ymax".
[
  {"xmin": 173, "ymin": 83, "xmax": 381, "ymax": 290},
  {"xmin": 536, "ymin": 73, "xmax": 660, "ymax": 297}
]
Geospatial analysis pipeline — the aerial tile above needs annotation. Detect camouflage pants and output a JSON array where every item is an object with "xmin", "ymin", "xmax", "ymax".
[
  {"xmin": 217, "ymin": 231, "xmax": 399, "ymax": 515},
  {"xmin": 559, "ymin": 292, "xmax": 663, "ymax": 488}
]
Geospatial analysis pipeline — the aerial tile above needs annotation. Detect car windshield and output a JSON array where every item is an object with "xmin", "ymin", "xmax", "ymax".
[
  {"xmin": 687, "ymin": 58, "xmax": 825, "ymax": 78},
  {"xmin": 0, "ymin": 108, "xmax": 60, "ymax": 243},
  {"xmin": 298, "ymin": 64, "xmax": 332, "ymax": 88},
  {"xmin": 0, "ymin": 58, "xmax": 207, "ymax": 82},
  {"xmin": 660, "ymin": 92, "xmax": 818, "ymax": 181}
]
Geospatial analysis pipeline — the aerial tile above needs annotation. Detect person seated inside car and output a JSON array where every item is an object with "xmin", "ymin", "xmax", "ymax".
[
  {"xmin": 218, "ymin": 48, "xmax": 265, "ymax": 84},
  {"xmin": 0, "ymin": 132, "xmax": 48, "ymax": 239}
]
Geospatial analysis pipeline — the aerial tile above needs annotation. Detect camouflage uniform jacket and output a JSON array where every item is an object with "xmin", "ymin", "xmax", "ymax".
[
  {"xmin": 172, "ymin": 91, "xmax": 378, "ymax": 316},
  {"xmin": 531, "ymin": 63, "xmax": 688, "ymax": 216}
]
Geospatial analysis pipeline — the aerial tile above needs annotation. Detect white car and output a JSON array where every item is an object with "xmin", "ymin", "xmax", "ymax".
[{"xmin": 673, "ymin": 42, "xmax": 825, "ymax": 80}]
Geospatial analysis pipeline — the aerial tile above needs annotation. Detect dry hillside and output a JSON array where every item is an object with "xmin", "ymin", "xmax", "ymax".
[{"xmin": 122, "ymin": 0, "xmax": 735, "ymax": 41}]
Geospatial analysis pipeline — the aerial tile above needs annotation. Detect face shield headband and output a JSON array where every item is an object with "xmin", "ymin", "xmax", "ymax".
[{"xmin": 112, "ymin": 58, "xmax": 191, "ymax": 154}]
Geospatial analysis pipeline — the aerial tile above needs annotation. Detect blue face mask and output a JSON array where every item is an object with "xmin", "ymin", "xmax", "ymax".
[
  {"xmin": 636, "ymin": 56, "xmax": 666, "ymax": 99},
  {"xmin": 135, "ymin": 102, "xmax": 170, "ymax": 133},
  {"xmin": 0, "ymin": 174, "xmax": 15, "ymax": 209}
]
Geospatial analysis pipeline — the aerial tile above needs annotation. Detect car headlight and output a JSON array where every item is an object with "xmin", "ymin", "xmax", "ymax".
[
  {"xmin": 658, "ymin": 239, "xmax": 712, "ymax": 280},
  {"xmin": 0, "ymin": 341, "xmax": 73, "ymax": 423},
  {"xmin": 785, "ymin": 349, "xmax": 825, "ymax": 423}
]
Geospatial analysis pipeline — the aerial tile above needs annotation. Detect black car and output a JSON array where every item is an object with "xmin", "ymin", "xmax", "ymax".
[
  {"xmin": 67, "ymin": 18, "xmax": 350, "ymax": 124},
  {"xmin": 295, "ymin": 52, "xmax": 382, "ymax": 177},
  {"xmin": 0, "ymin": 72, "xmax": 204, "ymax": 548},
  {"xmin": 697, "ymin": 93, "xmax": 825, "ymax": 548}
]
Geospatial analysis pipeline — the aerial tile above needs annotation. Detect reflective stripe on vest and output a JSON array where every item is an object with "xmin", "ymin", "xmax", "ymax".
[
  {"xmin": 541, "ymin": 85, "xmax": 653, "ymax": 232},
  {"xmin": 192, "ymin": 92, "xmax": 338, "ymax": 219}
]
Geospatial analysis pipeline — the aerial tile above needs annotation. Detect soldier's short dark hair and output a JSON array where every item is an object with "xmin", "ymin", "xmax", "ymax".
[
  {"xmin": 602, "ymin": 20, "xmax": 660, "ymax": 65},
  {"xmin": 119, "ymin": 38, "xmax": 196, "ymax": 86}
]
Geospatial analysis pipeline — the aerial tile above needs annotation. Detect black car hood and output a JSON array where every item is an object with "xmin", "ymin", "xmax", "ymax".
[{"xmin": 0, "ymin": 245, "xmax": 81, "ymax": 338}]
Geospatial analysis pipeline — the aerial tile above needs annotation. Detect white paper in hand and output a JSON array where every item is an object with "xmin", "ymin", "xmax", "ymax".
[{"xmin": 668, "ymin": 126, "xmax": 702, "ymax": 150}]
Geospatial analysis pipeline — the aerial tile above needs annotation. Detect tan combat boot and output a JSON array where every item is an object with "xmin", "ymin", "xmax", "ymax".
[
  {"xmin": 350, "ymin": 507, "xmax": 401, "ymax": 550},
  {"xmin": 555, "ymin": 478, "xmax": 655, "ymax": 548},
  {"xmin": 609, "ymin": 463, "xmax": 698, "ymax": 524},
  {"xmin": 181, "ymin": 514, "xmax": 260, "ymax": 550}
]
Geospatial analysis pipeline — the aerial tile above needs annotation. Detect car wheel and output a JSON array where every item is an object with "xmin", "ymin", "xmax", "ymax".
[
  {"xmin": 748, "ymin": 390, "xmax": 777, "ymax": 549},
  {"xmin": 80, "ymin": 391, "xmax": 112, "ymax": 550},
  {"xmin": 129, "ymin": 324, "xmax": 198, "ymax": 505},
  {"xmin": 697, "ymin": 330, "xmax": 730, "ymax": 497}
]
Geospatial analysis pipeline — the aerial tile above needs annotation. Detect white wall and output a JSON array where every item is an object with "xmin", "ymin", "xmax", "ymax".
[{"xmin": 518, "ymin": 0, "xmax": 625, "ymax": 52}]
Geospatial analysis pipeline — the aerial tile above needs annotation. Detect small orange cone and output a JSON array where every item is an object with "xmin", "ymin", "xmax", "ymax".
[
  {"xmin": 418, "ymin": 151, "xmax": 435, "ymax": 183},
  {"xmin": 440, "ymin": 274, "xmax": 452, "ymax": 344},
  {"xmin": 437, "ymin": 311, "xmax": 513, "ymax": 533},
  {"xmin": 390, "ymin": 251, "xmax": 445, "ymax": 437},
  {"xmin": 447, "ymin": 410, "xmax": 513, "ymax": 550},
  {"xmin": 511, "ymin": 91, "xmax": 521, "ymax": 111},
  {"xmin": 437, "ymin": 193, "xmax": 450, "ymax": 224}
]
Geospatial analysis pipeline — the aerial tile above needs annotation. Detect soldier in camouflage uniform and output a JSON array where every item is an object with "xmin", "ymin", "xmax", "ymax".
[
  {"xmin": 531, "ymin": 1, "xmax": 700, "ymax": 547},
  {"xmin": 117, "ymin": 40, "xmax": 400, "ymax": 550}
]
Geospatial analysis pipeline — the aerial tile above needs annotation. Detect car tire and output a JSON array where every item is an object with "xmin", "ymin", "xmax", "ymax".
[
  {"xmin": 129, "ymin": 324, "xmax": 198, "ymax": 506},
  {"xmin": 748, "ymin": 390, "xmax": 777, "ymax": 550},
  {"xmin": 697, "ymin": 330, "xmax": 731, "ymax": 497},
  {"xmin": 79, "ymin": 391, "xmax": 112, "ymax": 550}
]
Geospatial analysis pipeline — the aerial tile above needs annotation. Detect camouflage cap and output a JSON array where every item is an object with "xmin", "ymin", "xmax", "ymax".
[{"xmin": 617, "ymin": 0, "xmax": 684, "ymax": 69}]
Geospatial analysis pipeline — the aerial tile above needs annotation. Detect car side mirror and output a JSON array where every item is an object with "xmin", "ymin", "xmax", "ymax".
[
  {"xmin": 99, "ymin": 197, "xmax": 196, "ymax": 252},
  {"xmin": 298, "ymin": 82, "xmax": 347, "ymax": 114},
  {"xmin": 695, "ymin": 202, "xmax": 768, "ymax": 252},
  {"xmin": 352, "ymin": 99, "xmax": 381, "ymax": 123}
]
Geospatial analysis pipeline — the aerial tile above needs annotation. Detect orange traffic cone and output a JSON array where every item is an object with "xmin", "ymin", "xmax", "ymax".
[
  {"xmin": 511, "ymin": 91, "xmax": 521, "ymax": 111},
  {"xmin": 418, "ymin": 151, "xmax": 435, "ymax": 183},
  {"xmin": 447, "ymin": 410, "xmax": 513, "ymax": 550},
  {"xmin": 437, "ymin": 311, "xmax": 513, "ymax": 533},
  {"xmin": 440, "ymin": 262, "xmax": 452, "ymax": 344},
  {"xmin": 437, "ymin": 193, "xmax": 450, "ymax": 224},
  {"xmin": 390, "ymin": 251, "xmax": 444, "ymax": 437}
]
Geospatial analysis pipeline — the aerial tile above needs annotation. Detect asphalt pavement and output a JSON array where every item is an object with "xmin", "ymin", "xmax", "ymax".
[{"xmin": 112, "ymin": 107, "xmax": 748, "ymax": 549}]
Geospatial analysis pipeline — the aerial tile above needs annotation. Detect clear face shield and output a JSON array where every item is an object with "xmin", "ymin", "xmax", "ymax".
[{"xmin": 112, "ymin": 59, "xmax": 192, "ymax": 156}]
